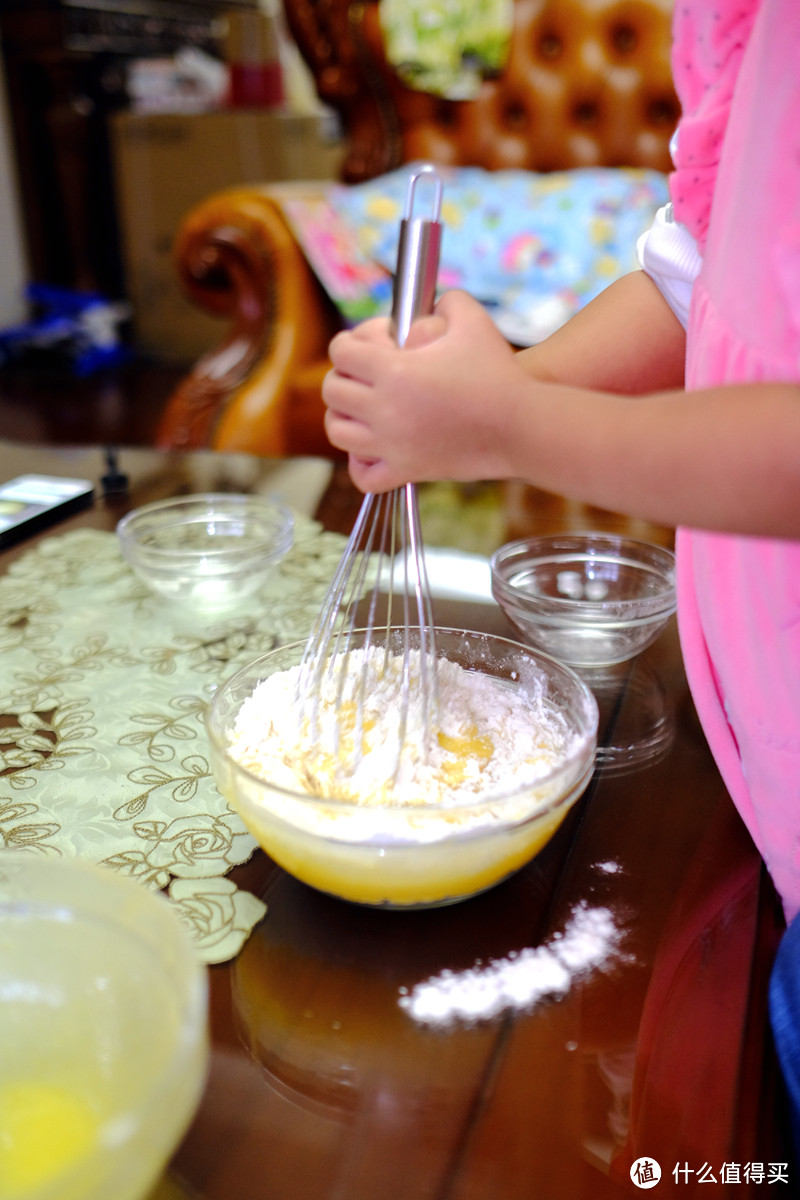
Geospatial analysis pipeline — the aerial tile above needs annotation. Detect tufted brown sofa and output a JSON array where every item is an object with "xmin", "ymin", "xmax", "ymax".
[{"xmin": 156, "ymin": 0, "xmax": 678, "ymax": 457}]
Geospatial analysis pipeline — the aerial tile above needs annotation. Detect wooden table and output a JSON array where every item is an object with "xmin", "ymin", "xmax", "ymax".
[{"xmin": 0, "ymin": 441, "xmax": 791, "ymax": 1198}]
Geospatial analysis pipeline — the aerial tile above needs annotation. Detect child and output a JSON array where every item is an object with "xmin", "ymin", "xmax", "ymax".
[
  {"xmin": 323, "ymin": 0, "xmax": 800, "ymax": 908},
  {"xmin": 322, "ymin": 0, "xmax": 800, "ymax": 1138}
]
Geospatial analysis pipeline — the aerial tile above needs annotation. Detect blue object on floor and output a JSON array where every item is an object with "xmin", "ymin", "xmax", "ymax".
[{"xmin": 0, "ymin": 284, "xmax": 133, "ymax": 376}]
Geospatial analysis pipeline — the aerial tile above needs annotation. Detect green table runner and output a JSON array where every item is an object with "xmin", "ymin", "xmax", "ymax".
[{"xmin": 0, "ymin": 517, "xmax": 350, "ymax": 963}]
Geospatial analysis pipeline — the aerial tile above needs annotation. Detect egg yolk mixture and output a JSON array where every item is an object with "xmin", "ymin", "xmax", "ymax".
[{"xmin": 0, "ymin": 1082, "xmax": 99, "ymax": 1196}]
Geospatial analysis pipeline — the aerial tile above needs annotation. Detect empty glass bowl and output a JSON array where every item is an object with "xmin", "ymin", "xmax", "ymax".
[
  {"xmin": 0, "ymin": 855, "xmax": 208, "ymax": 1200},
  {"xmin": 117, "ymin": 492, "xmax": 294, "ymax": 611},
  {"xmin": 490, "ymin": 532, "xmax": 677, "ymax": 668},
  {"xmin": 206, "ymin": 627, "xmax": 598, "ymax": 908}
]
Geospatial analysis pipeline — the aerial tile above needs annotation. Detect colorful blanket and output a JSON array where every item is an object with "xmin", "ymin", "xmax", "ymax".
[{"xmin": 281, "ymin": 164, "xmax": 670, "ymax": 346}]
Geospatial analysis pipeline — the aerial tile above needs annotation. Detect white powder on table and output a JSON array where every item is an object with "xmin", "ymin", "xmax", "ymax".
[
  {"xmin": 227, "ymin": 646, "xmax": 580, "ymax": 838},
  {"xmin": 399, "ymin": 901, "xmax": 622, "ymax": 1025}
]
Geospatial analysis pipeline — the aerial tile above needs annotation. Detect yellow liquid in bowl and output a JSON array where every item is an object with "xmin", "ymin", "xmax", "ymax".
[
  {"xmin": 0, "ymin": 1083, "xmax": 99, "ymax": 1198},
  {"xmin": 221, "ymin": 771, "xmax": 584, "ymax": 907}
]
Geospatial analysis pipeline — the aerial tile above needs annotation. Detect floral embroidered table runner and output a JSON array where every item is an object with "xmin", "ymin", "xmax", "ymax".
[{"xmin": 0, "ymin": 516, "xmax": 351, "ymax": 963}]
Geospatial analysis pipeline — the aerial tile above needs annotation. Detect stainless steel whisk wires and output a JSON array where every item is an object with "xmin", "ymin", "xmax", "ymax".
[{"xmin": 296, "ymin": 164, "xmax": 444, "ymax": 780}]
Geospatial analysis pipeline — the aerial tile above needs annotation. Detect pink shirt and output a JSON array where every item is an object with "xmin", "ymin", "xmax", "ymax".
[{"xmin": 670, "ymin": 0, "xmax": 800, "ymax": 920}]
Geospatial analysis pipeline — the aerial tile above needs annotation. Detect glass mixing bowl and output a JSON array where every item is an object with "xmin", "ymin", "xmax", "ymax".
[
  {"xmin": 206, "ymin": 628, "xmax": 598, "ymax": 908},
  {"xmin": 0, "ymin": 855, "xmax": 208, "ymax": 1200},
  {"xmin": 116, "ymin": 492, "xmax": 294, "ymax": 611},
  {"xmin": 490, "ymin": 532, "xmax": 676, "ymax": 668}
]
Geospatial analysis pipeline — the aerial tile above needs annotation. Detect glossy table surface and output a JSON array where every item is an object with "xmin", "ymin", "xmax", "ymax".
[{"xmin": 0, "ymin": 440, "xmax": 791, "ymax": 1198}]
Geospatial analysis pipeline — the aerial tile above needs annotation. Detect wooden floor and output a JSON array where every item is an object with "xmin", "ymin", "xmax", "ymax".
[{"xmin": 0, "ymin": 357, "xmax": 187, "ymax": 447}]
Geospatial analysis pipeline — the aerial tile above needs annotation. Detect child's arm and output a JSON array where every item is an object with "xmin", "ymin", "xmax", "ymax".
[
  {"xmin": 515, "ymin": 270, "xmax": 687, "ymax": 394},
  {"xmin": 323, "ymin": 279, "xmax": 800, "ymax": 539}
]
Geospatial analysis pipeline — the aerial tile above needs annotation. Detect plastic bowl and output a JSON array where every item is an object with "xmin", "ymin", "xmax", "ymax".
[
  {"xmin": 0, "ymin": 855, "xmax": 208, "ymax": 1200},
  {"xmin": 206, "ymin": 628, "xmax": 598, "ymax": 908},
  {"xmin": 116, "ymin": 492, "xmax": 294, "ymax": 610},
  {"xmin": 490, "ymin": 532, "xmax": 676, "ymax": 668}
]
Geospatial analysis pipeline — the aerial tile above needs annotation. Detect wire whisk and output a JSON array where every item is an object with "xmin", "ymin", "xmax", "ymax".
[{"xmin": 295, "ymin": 164, "xmax": 444, "ymax": 785}]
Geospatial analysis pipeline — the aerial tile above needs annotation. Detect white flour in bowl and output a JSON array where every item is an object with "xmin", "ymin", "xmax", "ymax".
[{"xmin": 227, "ymin": 646, "xmax": 575, "ymax": 812}]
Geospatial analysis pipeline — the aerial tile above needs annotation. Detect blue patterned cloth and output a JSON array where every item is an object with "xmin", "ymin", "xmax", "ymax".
[{"xmin": 325, "ymin": 164, "xmax": 669, "ymax": 344}]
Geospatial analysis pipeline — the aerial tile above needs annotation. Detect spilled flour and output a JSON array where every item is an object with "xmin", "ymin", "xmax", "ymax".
[{"xmin": 399, "ymin": 901, "xmax": 622, "ymax": 1025}]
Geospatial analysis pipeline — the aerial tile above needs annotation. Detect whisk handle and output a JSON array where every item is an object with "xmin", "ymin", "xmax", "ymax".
[
  {"xmin": 390, "ymin": 165, "xmax": 443, "ymax": 348},
  {"xmin": 391, "ymin": 219, "xmax": 442, "ymax": 347}
]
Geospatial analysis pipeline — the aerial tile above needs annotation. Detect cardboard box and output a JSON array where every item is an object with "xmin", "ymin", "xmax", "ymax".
[{"xmin": 110, "ymin": 109, "xmax": 344, "ymax": 361}]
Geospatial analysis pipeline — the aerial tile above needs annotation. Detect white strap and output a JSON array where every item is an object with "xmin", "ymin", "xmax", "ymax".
[{"xmin": 637, "ymin": 203, "xmax": 702, "ymax": 330}]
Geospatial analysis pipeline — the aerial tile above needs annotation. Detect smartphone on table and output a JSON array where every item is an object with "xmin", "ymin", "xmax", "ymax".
[{"xmin": 0, "ymin": 475, "xmax": 95, "ymax": 548}]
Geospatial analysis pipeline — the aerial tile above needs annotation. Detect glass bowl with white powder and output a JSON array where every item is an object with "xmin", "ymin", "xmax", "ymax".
[
  {"xmin": 490, "ymin": 532, "xmax": 676, "ymax": 668},
  {"xmin": 206, "ymin": 628, "xmax": 598, "ymax": 908}
]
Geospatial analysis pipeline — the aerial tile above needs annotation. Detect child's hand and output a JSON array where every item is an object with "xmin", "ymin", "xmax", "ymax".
[{"xmin": 322, "ymin": 290, "xmax": 519, "ymax": 492}]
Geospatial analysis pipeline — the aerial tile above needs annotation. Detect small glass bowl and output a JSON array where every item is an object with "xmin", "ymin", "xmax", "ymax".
[
  {"xmin": 206, "ymin": 627, "xmax": 598, "ymax": 909},
  {"xmin": 0, "ymin": 855, "xmax": 208, "ymax": 1200},
  {"xmin": 117, "ymin": 492, "xmax": 294, "ymax": 611},
  {"xmin": 490, "ymin": 532, "xmax": 677, "ymax": 668}
]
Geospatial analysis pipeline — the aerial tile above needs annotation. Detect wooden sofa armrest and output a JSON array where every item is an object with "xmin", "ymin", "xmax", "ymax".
[{"xmin": 156, "ymin": 183, "xmax": 344, "ymax": 457}]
